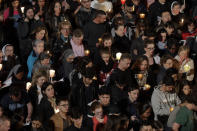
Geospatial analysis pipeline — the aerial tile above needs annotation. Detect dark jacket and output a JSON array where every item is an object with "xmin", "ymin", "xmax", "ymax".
[
  {"xmin": 75, "ymin": 7, "xmax": 96, "ymax": 29},
  {"xmin": 70, "ymin": 80, "xmax": 98, "ymax": 115}
]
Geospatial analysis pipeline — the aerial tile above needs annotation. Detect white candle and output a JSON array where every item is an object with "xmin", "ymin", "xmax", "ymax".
[
  {"xmin": 116, "ymin": 52, "xmax": 122, "ymax": 61},
  {"xmin": 26, "ymin": 82, "xmax": 31, "ymax": 91},
  {"xmin": 0, "ymin": 64, "xmax": 2, "ymax": 71},
  {"xmin": 21, "ymin": 7, "xmax": 25, "ymax": 14},
  {"xmin": 49, "ymin": 70, "xmax": 55, "ymax": 78}
]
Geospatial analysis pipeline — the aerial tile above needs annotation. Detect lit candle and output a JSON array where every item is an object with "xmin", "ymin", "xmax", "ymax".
[
  {"xmin": 137, "ymin": 74, "xmax": 143, "ymax": 80},
  {"xmin": 98, "ymin": 38, "xmax": 102, "ymax": 43},
  {"xmin": 144, "ymin": 84, "xmax": 151, "ymax": 90},
  {"xmin": 0, "ymin": 64, "xmax": 2, "ymax": 71},
  {"xmin": 21, "ymin": 7, "xmax": 25, "ymax": 14},
  {"xmin": 93, "ymin": 76, "xmax": 97, "ymax": 80},
  {"xmin": 170, "ymin": 107, "xmax": 174, "ymax": 112},
  {"xmin": 184, "ymin": 64, "xmax": 190, "ymax": 72},
  {"xmin": 180, "ymin": 18, "xmax": 184, "ymax": 25},
  {"xmin": 85, "ymin": 50, "xmax": 90, "ymax": 56},
  {"xmin": 139, "ymin": 13, "xmax": 145, "ymax": 19},
  {"xmin": 116, "ymin": 52, "xmax": 122, "ymax": 61},
  {"xmin": 47, "ymin": 50, "xmax": 50, "ymax": 54},
  {"xmin": 49, "ymin": 70, "xmax": 55, "ymax": 78},
  {"xmin": 131, "ymin": 5, "xmax": 135, "ymax": 12},
  {"xmin": 26, "ymin": 82, "xmax": 31, "ymax": 91},
  {"xmin": 54, "ymin": 108, "xmax": 59, "ymax": 113}
]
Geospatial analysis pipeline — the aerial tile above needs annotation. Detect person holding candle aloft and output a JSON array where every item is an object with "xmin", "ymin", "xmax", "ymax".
[{"xmin": 175, "ymin": 45, "xmax": 194, "ymax": 82}]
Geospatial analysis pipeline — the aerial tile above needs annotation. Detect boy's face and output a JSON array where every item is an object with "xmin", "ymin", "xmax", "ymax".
[
  {"xmin": 101, "ymin": 53, "xmax": 110, "ymax": 64},
  {"xmin": 72, "ymin": 116, "xmax": 83, "ymax": 128}
]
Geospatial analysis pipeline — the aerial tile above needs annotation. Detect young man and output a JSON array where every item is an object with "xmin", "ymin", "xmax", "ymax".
[
  {"xmin": 151, "ymin": 76, "xmax": 181, "ymax": 124},
  {"xmin": 172, "ymin": 94, "xmax": 197, "ymax": 131},
  {"xmin": 51, "ymin": 97, "xmax": 71, "ymax": 131},
  {"xmin": 27, "ymin": 39, "xmax": 44, "ymax": 78},
  {"xmin": 106, "ymin": 53, "xmax": 132, "ymax": 88}
]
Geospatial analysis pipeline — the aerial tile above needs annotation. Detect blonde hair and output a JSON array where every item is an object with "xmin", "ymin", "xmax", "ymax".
[
  {"xmin": 57, "ymin": 20, "xmax": 72, "ymax": 38},
  {"xmin": 178, "ymin": 45, "xmax": 190, "ymax": 56},
  {"xmin": 31, "ymin": 69, "xmax": 49, "ymax": 86}
]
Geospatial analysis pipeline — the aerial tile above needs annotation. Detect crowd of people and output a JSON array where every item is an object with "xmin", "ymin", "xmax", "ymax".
[{"xmin": 0, "ymin": 0, "xmax": 197, "ymax": 130}]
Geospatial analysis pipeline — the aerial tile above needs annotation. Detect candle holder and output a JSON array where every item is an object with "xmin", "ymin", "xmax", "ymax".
[
  {"xmin": 26, "ymin": 82, "xmax": 32, "ymax": 92},
  {"xmin": 184, "ymin": 64, "xmax": 191, "ymax": 72},
  {"xmin": 49, "ymin": 69, "xmax": 55, "ymax": 82},
  {"xmin": 116, "ymin": 52, "xmax": 122, "ymax": 62}
]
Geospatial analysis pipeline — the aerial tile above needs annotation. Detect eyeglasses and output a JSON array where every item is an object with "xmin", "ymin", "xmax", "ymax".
[
  {"xmin": 147, "ymin": 47, "xmax": 155, "ymax": 50},
  {"xmin": 60, "ymin": 104, "xmax": 69, "ymax": 107}
]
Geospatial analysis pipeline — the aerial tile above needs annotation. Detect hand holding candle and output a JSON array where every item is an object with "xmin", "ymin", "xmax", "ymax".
[
  {"xmin": 184, "ymin": 64, "xmax": 191, "ymax": 72},
  {"xmin": 137, "ymin": 74, "xmax": 143, "ymax": 80},
  {"xmin": 21, "ymin": 7, "xmax": 25, "ymax": 14},
  {"xmin": 139, "ymin": 13, "xmax": 145, "ymax": 19},
  {"xmin": 143, "ymin": 84, "xmax": 151, "ymax": 90},
  {"xmin": 85, "ymin": 50, "xmax": 90, "ymax": 56}
]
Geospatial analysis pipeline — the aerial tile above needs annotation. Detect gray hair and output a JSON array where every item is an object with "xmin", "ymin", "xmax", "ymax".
[{"xmin": 32, "ymin": 39, "xmax": 44, "ymax": 47}]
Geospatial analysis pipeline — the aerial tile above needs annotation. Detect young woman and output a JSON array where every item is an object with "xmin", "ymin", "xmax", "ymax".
[
  {"xmin": 178, "ymin": 79, "xmax": 191, "ymax": 101},
  {"xmin": 28, "ymin": 69, "xmax": 48, "ymax": 114},
  {"xmin": 38, "ymin": 82, "xmax": 56, "ymax": 130}
]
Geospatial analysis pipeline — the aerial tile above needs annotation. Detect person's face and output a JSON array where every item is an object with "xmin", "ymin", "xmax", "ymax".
[
  {"xmin": 161, "ymin": 12, "xmax": 171, "ymax": 23},
  {"xmin": 41, "ymin": 58, "xmax": 50, "ymax": 66},
  {"xmin": 83, "ymin": 77, "xmax": 93, "ymax": 86},
  {"xmin": 103, "ymin": 39, "xmax": 112, "ymax": 48},
  {"xmin": 128, "ymin": 89, "xmax": 139, "ymax": 102},
  {"xmin": 99, "ymin": 94, "xmax": 110, "ymax": 106},
  {"xmin": 165, "ymin": 85, "xmax": 174, "ymax": 92},
  {"xmin": 33, "ymin": 42, "xmax": 44, "ymax": 55},
  {"xmin": 141, "ymin": 107, "xmax": 151, "ymax": 120},
  {"xmin": 188, "ymin": 23, "xmax": 195, "ymax": 32},
  {"xmin": 0, "ymin": 120, "xmax": 10, "ymax": 131},
  {"xmin": 37, "ymin": 76, "xmax": 47, "ymax": 87},
  {"xmin": 38, "ymin": 0, "xmax": 45, "ymax": 7},
  {"xmin": 72, "ymin": 36, "xmax": 83, "ymax": 45},
  {"xmin": 32, "ymin": 120, "xmax": 42, "ymax": 129},
  {"xmin": 172, "ymin": 5, "xmax": 181, "ymax": 15},
  {"xmin": 81, "ymin": 0, "xmax": 91, "ymax": 9},
  {"xmin": 101, "ymin": 53, "xmax": 110, "ymax": 64},
  {"xmin": 72, "ymin": 116, "xmax": 83, "ymax": 128},
  {"xmin": 182, "ymin": 85, "xmax": 191, "ymax": 95},
  {"xmin": 120, "ymin": 58, "xmax": 131, "ymax": 70},
  {"xmin": 54, "ymin": 2, "xmax": 61, "ymax": 15},
  {"xmin": 12, "ymin": 0, "xmax": 19, "ymax": 8},
  {"xmin": 140, "ymin": 60, "xmax": 148, "ymax": 71},
  {"xmin": 163, "ymin": 59, "xmax": 173, "ymax": 69},
  {"xmin": 5, "ymin": 46, "xmax": 14, "ymax": 57},
  {"xmin": 145, "ymin": 44, "xmax": 155, "ymax": 56},
  {"xmin": 26, "ymin": 9, "xmax": 34, "ymax": 19},
  {"xmin": 169, "ymin": 44, "xmax": 176, "ymax": 54},
  {"xmin": 115, "ymin": 25, "xmax": 125, "ymax": 37},
  {"xmin": 36, "ymin": 30, "xmax": 45, "ymax": 40},
  {"xmin": 61, "ymin": 25, "xmax": 71, "ymax": 37},
  {"xmin": 166, "ymin": 27, "xmax": 174, "ymax": 35},
  {"xmin": 15, "ymin": 72, "xmax": 24, "ymax": 80},
  {"xmin": 66, "ymin": 55, "xmax": 75, "ymax": 63},
  {"xmin": 140, "ymin": 125, "xmax": 152, "ymax": 131},
  {"xmin": 58, "ymin": 101, "xmax": 69, "ymax": 113},
  {"xmin": 179, "ymin": 50, "xmax": 188, "ymax": 60},
  {"xmin": 98, "ymin": 15, "xmax": 106, "ymax": 23},
  {"xmin": 44, "ymin": 85, "xmax": 54, "ymax": 98},
  {"xmin": 94, "ymin": 107, "xmax": 103, "ymax": 119},
  {"xmin": 0, "ymin": 52, "xmax": 3, "ymax": 63},
  {"xmin": 132, "ymin": 0, "xmax": 140, "ymax": 6}
]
